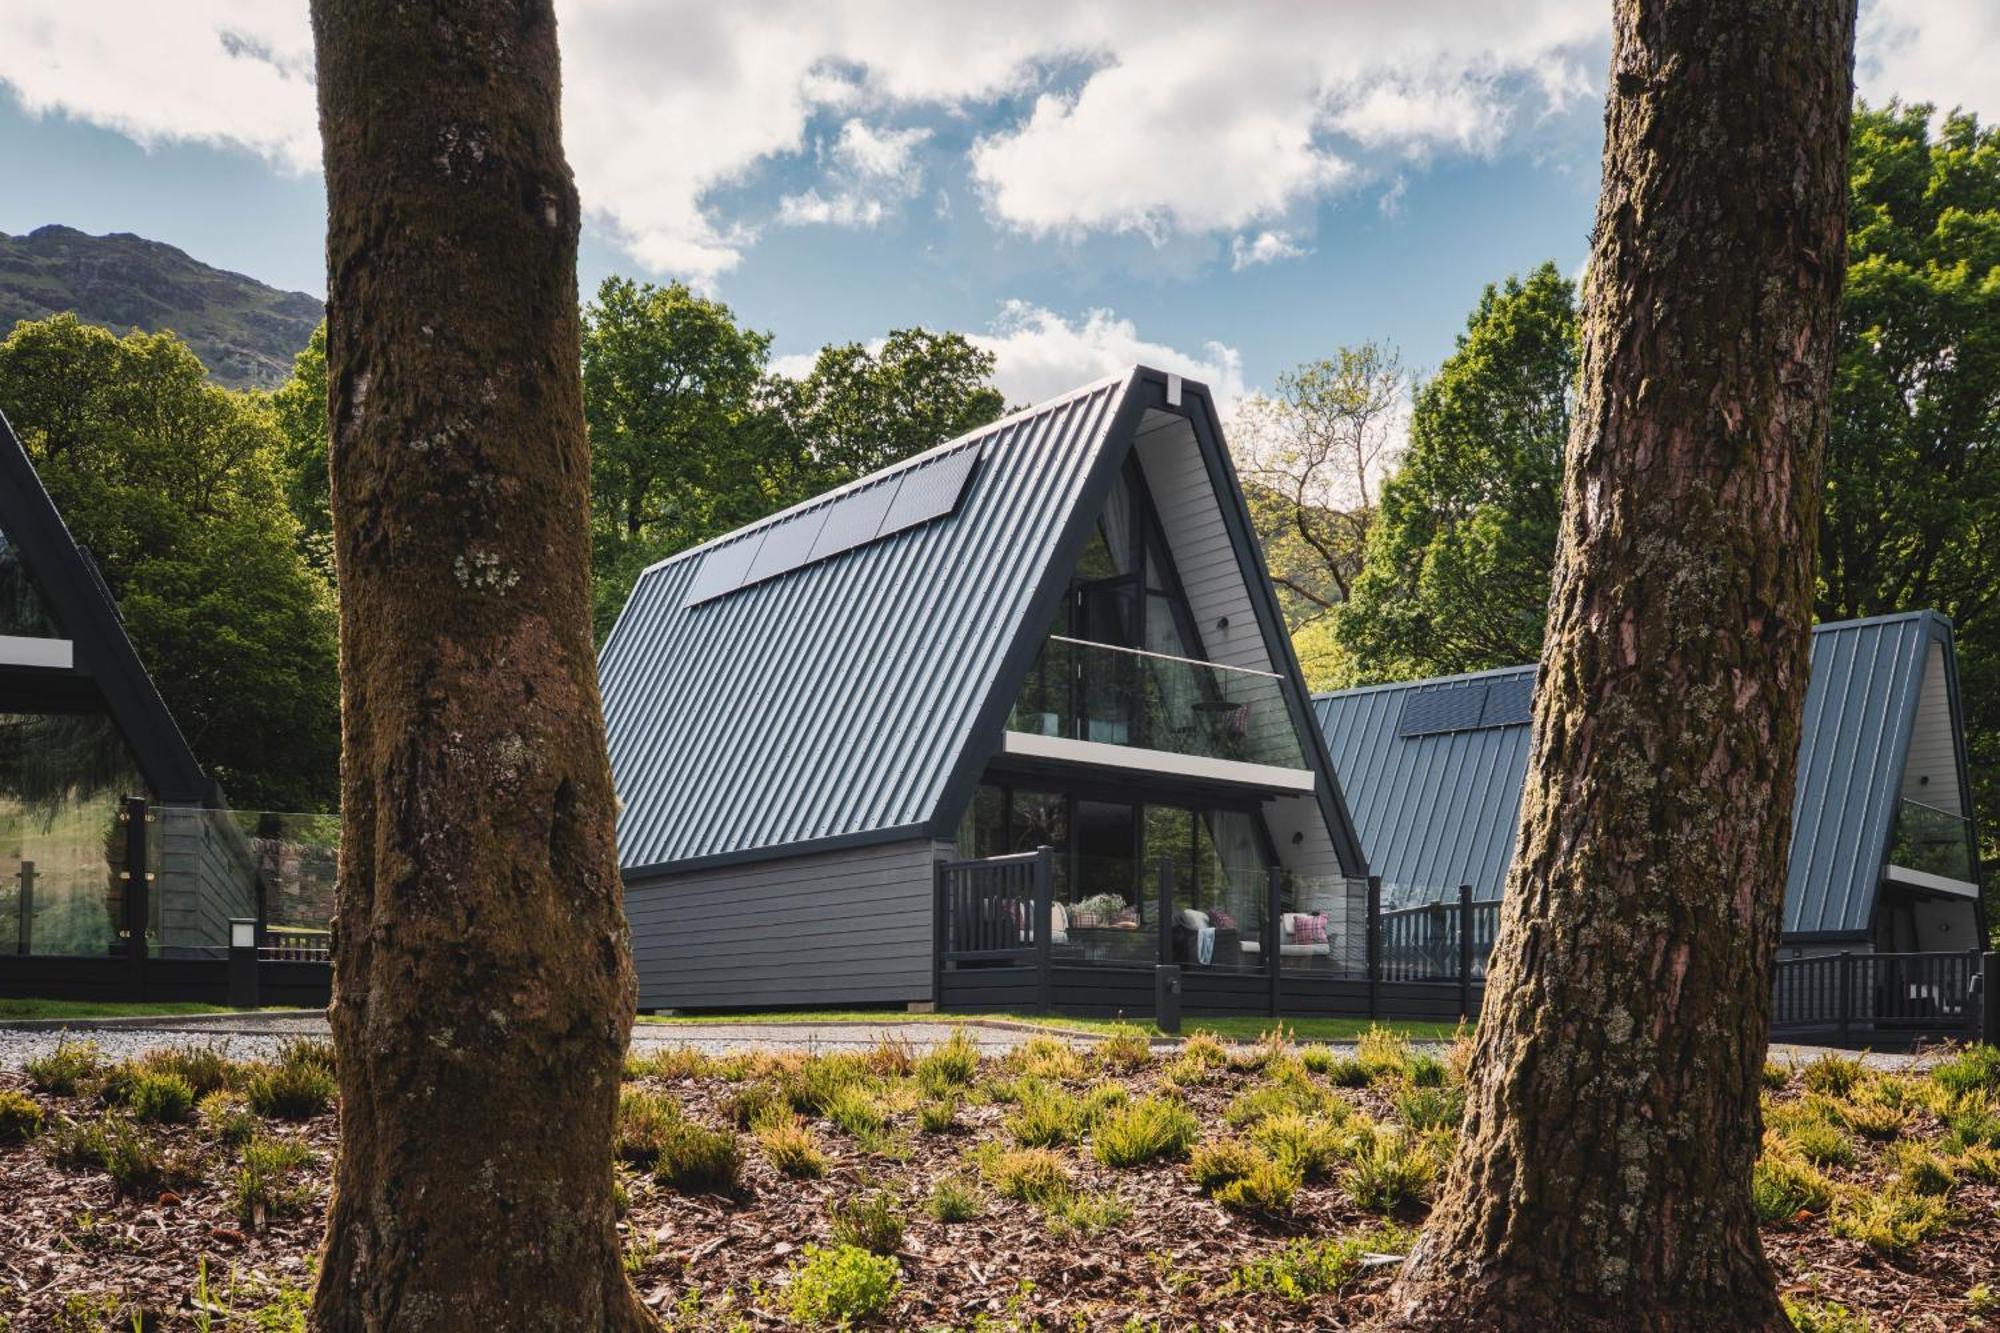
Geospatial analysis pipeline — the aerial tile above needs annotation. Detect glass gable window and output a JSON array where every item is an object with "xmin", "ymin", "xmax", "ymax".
[
  {"xmin": 0, "ymin": 523, "xmax": 64, "ymax": 638},
  {"xmin": 0, "ymin": 712, "xmax": 145, "ymax": 957}
]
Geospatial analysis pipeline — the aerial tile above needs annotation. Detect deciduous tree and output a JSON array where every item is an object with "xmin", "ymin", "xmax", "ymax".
[
  {"xmin": 1383, "ymin": 1, "xmax": 1856, "ymax": 1328},
  {"xmin": 308, "ymin": 1, "xmax": 647, "ymax": 1327},
  {"xmin": 780, "ymin": 327, "xmax": 1006, "ymax": 482}
]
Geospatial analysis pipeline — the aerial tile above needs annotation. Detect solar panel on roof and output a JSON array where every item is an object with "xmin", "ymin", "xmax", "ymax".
[
  {"xmin": 1397, "ymin": 683, "xmax": 1490, "ymax": 737},
  {"xmin": 1479, "ymin": 675, "xmax": 1535, "ymax": 728},
  {"xmin": 744, "ymin": 506, "xmax": 831, "ymax": 585},
  {"xmin": 682, "ymin": 532, "xmax": 766, "ymax": 607},
  {"xmin": 879, "ymin": 446, "xmax": 979, "ymax": 536},
  {"xmin": 807, "ymin": 479, "xmax": 900, "ymax": 562}
]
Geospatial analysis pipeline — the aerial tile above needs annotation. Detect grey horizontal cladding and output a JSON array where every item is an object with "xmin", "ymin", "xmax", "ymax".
[
  {"xmin": 599, "ymin": 374, "xmax": 1127, "ymax": 873},
  {"xmin": 623, "ymin": 839, "xmax": 938, "ymax": 1009},
  {"xmin": 1316, "ymin": 611, "xmax": 1954, "ymax": 940}
]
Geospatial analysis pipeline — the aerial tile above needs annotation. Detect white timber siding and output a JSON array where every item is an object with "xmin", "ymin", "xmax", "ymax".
[
  {"xmin": 1131, "ymin": 409, "xmax": 1349, "ymax": 892},
  {"xmin": 1900, "ymin": 641, "xmax": 1963, "ymax": 815},
  {"xmin": 625, "ymin": 838, "xmax": 939, "ymax": 1010}
]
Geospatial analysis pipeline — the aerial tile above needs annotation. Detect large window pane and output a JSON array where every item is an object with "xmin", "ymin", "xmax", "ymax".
[
  {"xmin": 0, "ymin": 712, "xmax": 143, "ymax": 957},
  {"xmin": 0, "ymin": 525, "xmax": 63, "ymax": 638}
]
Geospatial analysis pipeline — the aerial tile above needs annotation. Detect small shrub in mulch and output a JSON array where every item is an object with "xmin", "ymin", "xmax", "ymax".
[
  {"xmin": 912, "ymin": 1028, "xmax": 979, "ymax": 1094},
  {"xmin": 1091, "ymin": 1095, "xmax": 1197, "ymax": 1167},
  {"xmin": 1931, "ymin": 1044, "xmax": 2000, "ymax": 1096},
  {"xmin": 25, "ymin": 1039, "xmax": 104, "ymax": 1097},
  {"xmin": 1250, "ymin": 1112, "xmax": 1346, "ymax": 1182},
  {"xmin": 1004, "ymin": 1081, "xmax": 1084, "ymax": 1147},
  {"xmin": 651, "ymin": 1119, "xmax": 742, "ymax": 1194},
  {"xmin": 782, "ymin": 1243, "xmax": 900, "ymax": 1328},
  {"xmin": 1828, "ymin": 1187, "xmax": 1952, "ymax": 1254},
  {"xmin": 1784, "ymin": 1295, "xmax": 1873, "ymax": 1333},
  {"xmin": 1801, "ymin": 1053, "xmax": 1866, "ymax": 1099},
  {"xmin": 0, "ymin": 1088, "xmax": 44, "ymax": 1143},
  {"xmin": 1342, "ymin": 1127, "xmax": 1435, "ymax": 1213},
  {"xmin": 1093, "ymin": 1024, "xmax": 1152, "ymax": 1073},
  {"xmin": 1008, "ymin": 1035, "xmax": 1085, "ymax": 1083},
  {"xmin": 754, "ymin": 1111, "xmax": 828, "ymax": 1179},
  {"xmin": 127, "ymin": 1071, "xmax": 195, "ymax": 1125},
  {"xmin": 926, "ymin": 1173, "xmax": 981, "ymax": 1223},
  {"xmin": 1753, "ymin": 1149, "xmax": 1836, "ymax": 1222},
  {"xmin": 830, "ymin": 1189, "xmax": 904, "ymax": 1255},
  {"xmin": 1392, "ymin": 1084, "xmax": 1464, "ymax": 1133},
  {"xmin": 616, "ymin": 1086, "xmax": 681, "ymax": 1163},
  {"xmin": 48, "ymin": 1114, "xmax": 196, "ymax": 1196},
  {"xmin": 1231, "ymin": 1221, "xmax": 1413, "ymax": 1304},
  {"xmin": 232, "ymin": 1135, "xmax": 314, "ymax": 1228},
  {"xmin": 915, "ymin": 1097, "xmax": 957, "ymax": 1135},
  {"xmin": 245, "ymin": 1061, "xmax": 336, "ymax": 1121},
  {"xmin": 198, "ymin": 1090, "xmax": 258, "ymax": 1145}
]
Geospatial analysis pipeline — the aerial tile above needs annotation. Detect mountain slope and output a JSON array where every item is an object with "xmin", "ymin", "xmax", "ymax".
[{"xmin": 0, "ymin": 225, "xmax": 321, "ymax": 390}]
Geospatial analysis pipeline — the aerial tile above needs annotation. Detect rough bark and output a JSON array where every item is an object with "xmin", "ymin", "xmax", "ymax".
[
  {"xmin": 307, "ymin": 3, "xmax": 649, "ymax": 1329},
  {"xmin": 1380, "ymin": 3, "xmax": 1855, "ymax": 1330}
]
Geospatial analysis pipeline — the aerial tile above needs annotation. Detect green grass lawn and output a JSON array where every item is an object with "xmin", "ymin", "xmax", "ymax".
[
  {"xmin": 0, "ymin": 999, "xmax": 276, "ymax": 1022},
  {"xmin": 634, "ymin": 1008, "xmax": 1464, "ymax": 1043}
]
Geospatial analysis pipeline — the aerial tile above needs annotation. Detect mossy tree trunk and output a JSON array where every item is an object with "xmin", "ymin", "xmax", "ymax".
[
  {"xmin": 1381, "ymin": 2, "xmax": 1855, "ymax": 1330},
  {"xmin": 307, "ymin": 2, "xmax": 650, "ymax": 1329}
]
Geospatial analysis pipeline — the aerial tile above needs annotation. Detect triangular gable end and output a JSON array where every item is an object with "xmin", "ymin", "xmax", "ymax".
[
  {"xmin": 0, "ymin": 409, "xmax": 211, "ymax": 804},
  {"xmin": 927, "ymin": 367, "xmax": 1369, "ymax": 878}
]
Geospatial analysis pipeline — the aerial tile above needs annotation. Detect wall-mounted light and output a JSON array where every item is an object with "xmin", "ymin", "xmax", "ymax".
[
  {"xmin": 1291, "ymin": 831, "xmax": 1304, "ymax": 845},
  {"xmin": 1216, "ymin": 616, "xmax": 1230, "ymax": 631}
]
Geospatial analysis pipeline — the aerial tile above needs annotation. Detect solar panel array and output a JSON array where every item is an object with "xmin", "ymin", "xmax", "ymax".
[
  {"xmin": 682, "ymin": 444, "xmax": 982, "ymax": 608},
  {"xmin": 1395, "ymin": 674, "xmax": 1537, "ymax": 738}
]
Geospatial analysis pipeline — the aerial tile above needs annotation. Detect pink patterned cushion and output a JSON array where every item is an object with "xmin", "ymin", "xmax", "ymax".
[
  {"xmin": 1292, "ymin": 913, "xmax": 1328, "ymax": 945},
  {"xmin": 1209, "ymin": 908, "xmax": 1238, "ymax": 931}
]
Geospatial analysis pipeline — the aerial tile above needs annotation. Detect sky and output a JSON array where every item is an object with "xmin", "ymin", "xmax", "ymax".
[{"xmin": 2, "ymin": 1, "xmax": 1998, "ymax": 409}]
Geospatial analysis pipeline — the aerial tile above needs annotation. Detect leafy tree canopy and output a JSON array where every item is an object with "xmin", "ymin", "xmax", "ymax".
[
  {"xmin": 1332, "ymin": 263, "xmax": 1578, "ymax": 686},
  {"xmin": 0, "ymin": 314, "xmax": 340, "ymax": 811},
  {"xmin": 778, "ymin": 328, "xmax": 1006, "ymax": 483}
]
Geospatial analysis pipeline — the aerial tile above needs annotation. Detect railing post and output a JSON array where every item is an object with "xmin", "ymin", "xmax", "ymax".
[
  {"xmin": 1458, "ymin": 883, "xmax": 1474, "ymax": 1021},
  {"xmin": 1837, "ymin": 951, "xmax": 1854, "ymax": 1042},
  {"xmin": 120, "ymin": 797, "xmax": 149, "ymax": 1000},
  {"xmin": 1265, "ymin": 866, "xmax": 1282, "ymax": 1018},
  {"xmin": 14, "ymin": 860, "xmax": 31, "ymax": 955},
  {"xmin": 1034, "ymin": 846, "xmax": 1054, "ymax": 1014},
  {"xmin": 1156, "ymin": 858, "xmax": 1175, "ymax": 966},
  {"xmin": 1982, "ymin": 951, "xmax": 1999, "ymax": 1046},
  {"xmin": 1366, "ymin": 875, "xmax": 1382, "ymax": 1020}
]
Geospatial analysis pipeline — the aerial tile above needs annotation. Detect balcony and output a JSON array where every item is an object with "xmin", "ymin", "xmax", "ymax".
[
  {"xmin": 1005, "ymin": 635, "xmax": 1308, "ymax": 777},
  {"xmin": 1886, "ymin": 797, "xmax": 1979, "ymax": 886}
]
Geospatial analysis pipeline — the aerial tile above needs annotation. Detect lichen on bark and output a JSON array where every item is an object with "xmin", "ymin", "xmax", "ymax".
[{"xmin": 1379, "ymin": 2, "xmax": 1857, "ymax": 1330}]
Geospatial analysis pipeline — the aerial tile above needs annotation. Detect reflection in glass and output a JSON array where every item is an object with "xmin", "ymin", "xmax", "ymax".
[
  {"xmin": 0, "ymin": 524, "xmax": 63, "ymax": 638},
  {"xmin": 0, "ymin": 712, "xmax": 142, "ymax": 957}
]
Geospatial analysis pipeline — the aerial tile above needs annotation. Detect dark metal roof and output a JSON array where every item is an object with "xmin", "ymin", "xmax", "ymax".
[
  {"xmin": 599, "ymin": 368, "xmax": 1367, "ymax": 878},
  {"xmin": 1314, "ymin": 612, "xmax": 1972, "ymax": 939},
  {"xmin": 0, "ymin": 409, "xmax": 212, "ymax": 803}
]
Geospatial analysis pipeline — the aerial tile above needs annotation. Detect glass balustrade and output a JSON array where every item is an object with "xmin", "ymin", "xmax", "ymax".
[{"xmin": 1887, "ymin": 798, "xmax": 1977, "ymax": 883}]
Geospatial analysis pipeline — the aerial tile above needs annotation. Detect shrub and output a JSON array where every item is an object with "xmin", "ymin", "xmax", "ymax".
[
  {"xmin": 1214, "ymin": 1157, "xmax": 1300, "ymax": 1213},
  {"xmin": 140, "ymin": 1044, "xmax": 238, "ymax": 1098},
  {"xmin": 916, "ymin": 1098, "xmax": 957, "ymax": 1135},
  {"xmin": 826, "ymin": 1084, "xmax": 889, "ymax": 1140},
  {"xmin": 25, "ymin": 1039, "xmax": 103, "ymax": 1096},
  {"xmin": 1225, "ymin": 1079, "xmax": 1334, "ymax": 1129},
  {"xmin": 784, "ymin": 1054, "xmax": 870, "ymax": 1116},
  {"xmin": 1830, "ymin": 1095, "xmax": 1905, "ymax": 1142},
  {"xmin": 1781, "ymin": 1119, "xmax": 1856, "ymax": 1168},
  {"xmin": 756, "ymin": 1114, "xmax": 828, "ymax": 1179},
  {"xmin": 1800, "ymin": 1053, "xmax": 1865, "ymax": 1099},
  {"xmin": 1296, "ymin": 1044, "xmax": 1338, "ymax": 1075},
  {"xmin": 721, "ymin": 1081, "xmax": 783, "ymax": 1130},
  {"xmin": 1783, "ymin": 1296, "xmax": 1874, "ymax": 1333},
  {"xmin": 1092, "ymin": 1096, "xmax": 1198, "ymax": 1167},
  {"xmin": 1094, "ymin": 1024, "xmax": 1153, "ymax": 1073},
  {"xmin": 1180, "ymin": 1032, "xmax": 1230, "ymax": 1068},
  {"xmin": 1950, "ymin": 1142, "xmax": 2000, "ymax": 1184},
  {"xmin": 1354, "ymin": 1027, "xmax": 1412, "ymax": 1084},
  {"xmin": 913, "ymin": 1029, "xmax": 980, "ymax": 1094},
  {"xmin": 233, "ymin": 1135, "xmax": 314, "ymax": 1226},
  {"xmin": 652, "ymin": 1120, "xmax": 742, "ymax": 1194},
  {"xmin": 128, "ymin": 1071, "xmax": 195, "ymax": 1125},
  {"xmin": 1231, "ymin": 1223, "xmax": 1414, "ymax": 1304},
  {"xmin": 928, "ymin": 1174, "xmax": 982, "ymax": 1223},
  {"xmin": 49, "ymin": 1115, "xmax": 191, "ymax": 1194},
  {"xmin": 1344, "ymin": 1129, "xmax": 1435, "ymax": 1212},
  {"xmin": 830, "ymin": 1191, "xmax": 904, "ymax": 1255},
  {"xmin": 1250, "ymin": 1113, "xmax": 1345, "ymax": 1182},
  {"xmin": 1930, "ymin": 1044, "xmax": 2000, "ymax": 1096},
  {"xmin": 1828, "ymin": 1189, "xmax": 1951, "ymax": 1254},
  {"xmin": 1005, "ymin": 1083, "xmax": 1084, "ymax": 1147},
  {"xmin": 1009, "ymin": 1035, "xmax": 1085, "ymax": 1082},
  {"xmin": 979, "ymin": 1146, "xmax": 1072, "ymax": 1206},
  {"xmin": 1405, "ymin": 1053, "xmax": 1448, "ymax": 1088},
  {"xmin": 1752, "ymin": 1152, "xmax": 1836, "ymax": 1222},
  {"xmin": 0, "ymin": 1088, "xmax": 44, "ymax": 1143},
  {"xmin": 198, "ymin": 1090, "xmax": 257, "ymax": 1145},
  {"xmin": 1079, "ymin": 1081, "xmax": 1129, "ymax": 1123},
  {"xmin": 1188, "ymin": 1139, "xmax": 1263, "ymax": 1193},
  {"xmin": 864, "ymin": 1034, "xmax": 916, "ymax": 1078},
  {"xmin": 245, "ymin": 1061, "xmax": 336, "ymax": 1121},
  {"xmin": 784, "ymin": 1244, "xmax": 900, "ymax": 1328},
  {"xmin": 1045, "ymin": 1189, "xmax": 1132, "ymax": 1238},
  {"xmin": 1321, "ymin": 1054, "xmax": 1371, "ymax": 1088},
  {"xmin": 1945, "ymin": 1102, "xmax": 2000, "ymax": 1151},
  {"xmin": 1888, "ymin": 1143, "xmax": 1957, "ymax": 1198},
  {"xmin": 276, "ymin": 1036, "xmax": 336, "ymax": 1077},
  {"xmin": 1393, "ymin": 1085, "xmax": 1464, "ymax": 1133},
  {"xmin": 1761, "ymin": 1062, "xmax": 1793, "ymax": 1091}
]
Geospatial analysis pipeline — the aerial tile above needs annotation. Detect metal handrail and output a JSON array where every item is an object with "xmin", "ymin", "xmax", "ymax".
[{"xmin": 1043, "ymin": 634, "xmax": 1283, "ymax": 679}]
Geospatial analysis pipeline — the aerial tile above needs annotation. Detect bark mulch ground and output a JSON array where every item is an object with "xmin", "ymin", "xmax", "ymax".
[{"xmin": 0, "ymin": 1035, "xmax": 1993, "ymax": 1331}]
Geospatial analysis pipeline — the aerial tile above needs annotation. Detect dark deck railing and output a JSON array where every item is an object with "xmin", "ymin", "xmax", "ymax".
[
  {"xmin": 1771, "ymin": 949, "xmax": 1985, "ymax": 1039},
  {"xmin": 1375, "ymin": 889, "xmax": 1502, "ymax": 983}
]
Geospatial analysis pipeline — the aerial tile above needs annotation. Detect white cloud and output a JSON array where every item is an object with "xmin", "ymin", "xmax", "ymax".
[
  {"xmin": 772, "ymin": 298, "xmax": 1246, "ymax": 414},
  {"xmin": 2, "ymin": 1, "xmax": 1992, "ymax": 282},
  {"xmin": 778, "ymin": 119, "xmax": 931, "ymax": 228},
  {"xmin": 1858, "ymin": 0, "xmax": 2000, "ymax": 120},
  {"xmin": 1230, "ymin": 231, "xmax": 1310, "ymax": 270},
  {"xmin": 971, "ymin": 300, "xmax": 1246, "ymax": 411}
]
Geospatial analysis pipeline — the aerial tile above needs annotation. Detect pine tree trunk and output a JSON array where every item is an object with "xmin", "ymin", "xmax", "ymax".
[
  {"xmin": 307, "ymin": 3, "xmax": 649, "ymax": 1329},
  {"xmin": 1381, "ymin": 3, "xmax": 1854, "ymax": 1330}
]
